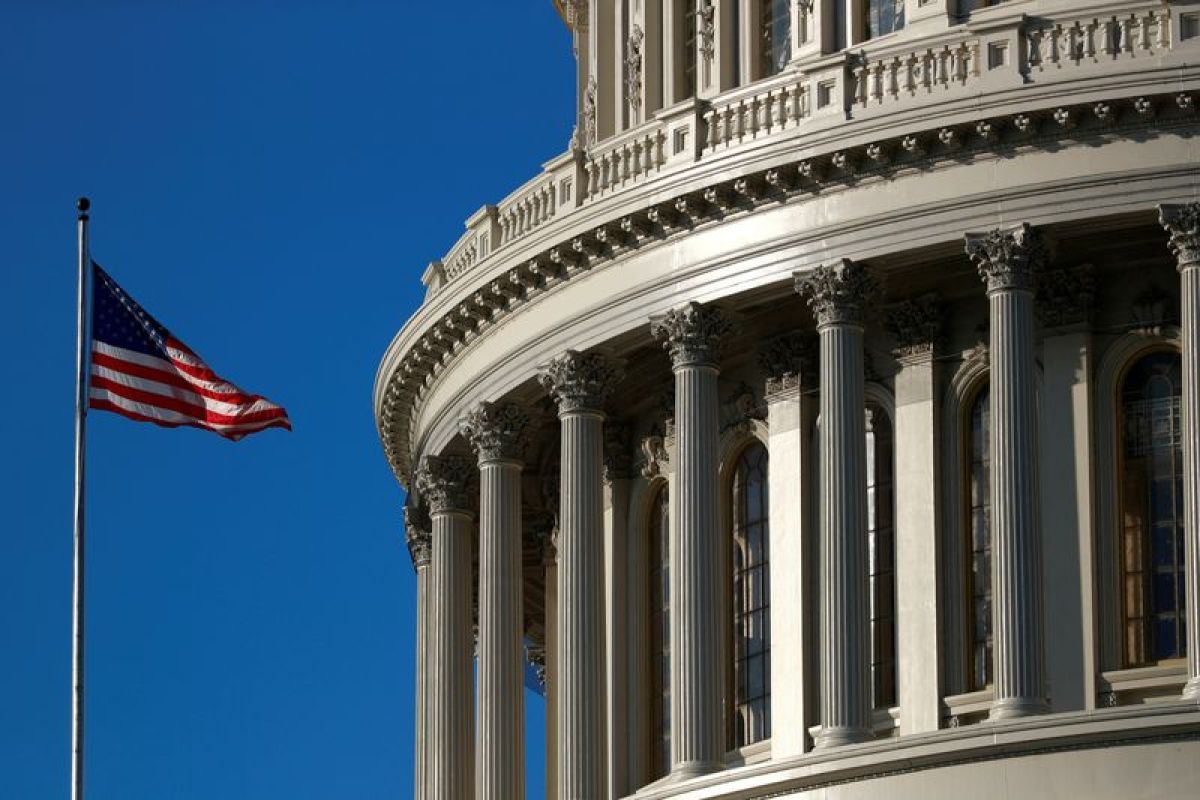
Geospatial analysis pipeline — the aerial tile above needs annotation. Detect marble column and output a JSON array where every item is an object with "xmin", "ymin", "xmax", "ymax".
[
  {"xmin": 760, "ymin": 332, "xmax": 818, "ymax": 757},
  {"xmin": 651, "ymin": 302, "xmax": 737, "ymax": 776},
  {"xmin": 539, "ymin": 350, "xmax": 625, "ymax": 800},
  {"xmin": 405, "ymin": 506, "xmax": 433, "ymax": 800},
  {"xmin": 796, "ymin": 259, "xmax": 876, "ymax": 748},
  {"xmin": 460, "ymin": 403, "xmax": 533, "ymax": 799},
  {"xmin": 415, "ymin": 455, "xmax": 477, "ymax": 799},
  {"xmin": 886, "ymin": 295, "xmax": 944, "ymax": 735},
  {"xmin": 965, "ymin": 223, "xmax": 1049, "ymax": 719},
  {"xmin": 1160, "ymin": 203, "xmax": 1200, "ymax": 701}
]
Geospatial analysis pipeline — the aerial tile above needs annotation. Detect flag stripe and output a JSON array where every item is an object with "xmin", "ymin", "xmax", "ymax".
[
  {"xmin": 91, "ymin": 351, "xmax": 255, "ymax": 406},
  {"xmin": 90, "ymin": 375, "xmax": 290, "ymax": 426},
  {"xmin": 89, "ymin": 396, "xmax": 291, "ymax": 439}
]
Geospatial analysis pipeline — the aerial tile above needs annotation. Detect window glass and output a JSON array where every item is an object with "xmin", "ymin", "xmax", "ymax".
[
  {"xmin": 732, "ymin": 442, "xmax": 771, "ymax": 746},
  {"xmin": 967, "ymin": 387, "xmax": 992, "ymax": 691},
  {"xmin": 1120, "ymin": 351, "xmax": 1186, "ymax": 665},
  {"xmin": 761, "ymin": 0, "xmax": 792, "ymax": 77},
  {"xmin": 866, "ymin": 0, "xmax": 905, "ymax": 39},
  {"xmin": 867, "ymin": 405, "xmax": 897, "ymax": 708}
]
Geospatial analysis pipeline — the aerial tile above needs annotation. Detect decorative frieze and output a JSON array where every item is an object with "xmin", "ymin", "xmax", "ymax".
[
  {"xmin": 460, "ymin": 402, "xmax": 534, "ymax": 463},
  {"xmin": 1160, "ymin": 202, "xmax": 1200, "ymax": 271},
  {"xmin": 650, "ymin": 301, "xmax": 738, "ymax": 368},
  {"xmin": 759, "ymin": 331, "xmax": 813, "ymax": 399},
  {"xmin": 1037, "ymin": 266, "xmax": 1095, "ymax": 328},
  {"xmin": 965, "ymin": 223, "xmax": 1048, "ymax": 293},
  {"xmin": 538, "ymin": 350, "xmax": 625, "ymax": 414},
  {"xmin": 795, "ymin": 259, "xmax": 878, "ymax": 328},
  {"xmin": 415, "ymin": 454, "xmax": 475, "ymax": 514},
  {"xmin": 887, "ymin": 293, "xmax": 943, "ymax": 360}
]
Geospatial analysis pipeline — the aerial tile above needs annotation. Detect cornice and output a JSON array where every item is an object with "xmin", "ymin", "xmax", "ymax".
[{"xmin": 376, "ymin": 89, "xmax": 1198, "ymax": 487}]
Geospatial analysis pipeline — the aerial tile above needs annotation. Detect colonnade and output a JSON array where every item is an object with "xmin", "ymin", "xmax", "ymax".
[{"xmin": 403, "ymin": 207, "xmax": 1200, "ymax": 799}]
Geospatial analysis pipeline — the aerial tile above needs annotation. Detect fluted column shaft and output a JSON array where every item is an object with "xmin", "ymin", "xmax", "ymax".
[
  {"xmin": 406, "ymin": 513, "xmax": 433, "ymax": 800},
  {"xmin": 967, "ymin": 225, "xmax": 1048, "ymax": 719},
  {"xmin": 797, "ymin": 260, "xmax": 875, "ymax": 748},
  {"xmin": 1160, "ymin": 204, "xmax": 1200, "ymax": 700},
  {"xmin": 416, "ymin": 456, "xmax": 476, "ymax": 800},
  {"xmin": 461, "ymin": 403, "xmax": 533, "ymax": 799},
  {"xmin": 651, "ymin": 302, "xmax": 737, "ymax": 775},
  {"xmin": 539, "ymin": 352, "xmax": 624, "ymax": 800}
]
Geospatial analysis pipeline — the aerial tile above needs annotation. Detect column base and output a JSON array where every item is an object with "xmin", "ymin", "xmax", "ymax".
[
  {"xmin": 989, "ymin": 697, "xmax": 1050, "ymax": 720},
  {"xmin": 669, "ymin": 760, "xmax": 723, "ymax": 782},
  {"xmin": 813, "ymin": 726, "xmax": 874, "ymax": 750},
  {"xmin": 1182, "ymin": 677, "xmax": 1200, "ymax": 702}
]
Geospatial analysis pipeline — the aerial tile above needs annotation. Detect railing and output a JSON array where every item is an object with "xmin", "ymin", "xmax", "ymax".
[
  {"xmin": 1025, "ymin": 6, "xmax": 1171, "ymax": 73},
  {"xmin": 584, "ymin": 125, "xmax": 668, "ymax": 199},
  {"xmin": 703, "ymin": 74, "xmax": 810, "ymax": 152},
  {"xmin": 850, "ymin": 39, "xmax": 981, "ymax": 112},
  {"xmin": 420, "ymin": 2, "xmax": 1194, "ymax": 297}
]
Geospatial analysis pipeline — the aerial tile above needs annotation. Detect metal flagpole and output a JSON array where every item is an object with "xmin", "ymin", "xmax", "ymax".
[{"xmin": 71, "ymin": 196, "xmax": 90, "ymax": 800}]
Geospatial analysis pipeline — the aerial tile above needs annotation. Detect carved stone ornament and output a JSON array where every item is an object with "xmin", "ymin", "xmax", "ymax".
[
  {"xmin": 795, "ymin": 258, "xmax": 878, "ymax": 328},
  {"xmin": 583, "ymin": 76, "xmax": 598, "ymax": 149},
  {"xmin": 563, "ymin": 0, "xmax": 588, "ymax": 30},
  {"xmin": 637, "ymin": 432, "xmax": 670, "ymax": 479},
  {"xmin": 697, "ymin": 2, "xmax": 716, "ymax": 63},
  {"xmin": 650, "ymin": 301, "xmax": 739, "ymax": 368},
  {"xmin": 526, "ymin": 642, "xmax": 547, "ymax": 688},
  {"xmin": 538, "ymin": 350, "xmax": 625, "ymax": 414},
  {"xmin": 1036, "ymin": 266, "xmax": 1095, "ymax": 328},
  {"xmin": 525, "ymin": 509, "xmax": 557, "ymax": 567},
  {"xmin": 721, "ymin": 382, "xmax": 765, "ymax": 437},
  {"xmin": 414, "ymin": 454, "xmax": 475, "ymax": 515},
  {"xmin": 1159, "ymin": 202, "xmax": 1200, "ymax": 271},
  {"xmin": 625, "ymin": 25, "xmax": 644, "ymax": 119},
  {"xmin": 404, "ymin": 505, "xmax": 432, "ymax": 569},
  {"xmin": 964, "ymin": 223, "xmax": 1047, "ymax": 293},
  {"xmin": 1129, "ymin": 285, "xmax": 1175, "ymax": 337},
  {"xmin": 759, "ymin": 331, "xmax": 813, "ymax": 398},
  {"xmin": 887, "ymin": 293, "xmax": 943, "ymax": 359},
  {"xmin": 459, "ymin": 401, "xmax": 533, "ymax": 463},
  {"xmin": 604, "ymin": 420, "xmax": 633, "ymax": 481}
]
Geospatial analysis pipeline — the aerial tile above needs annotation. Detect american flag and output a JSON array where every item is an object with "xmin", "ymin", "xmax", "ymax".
[{"xmin": 89, "ymin": 263, "xmax": 291, "ymax": 440}]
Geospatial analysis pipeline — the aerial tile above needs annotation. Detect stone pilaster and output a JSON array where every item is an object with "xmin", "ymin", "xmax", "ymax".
[
  {"xmin": 415, "ymin": 455, "xmax": 476, "ymax": 799},
  {"xmin": 405, "ymin": 506, "xmax": 432, "ymax": 800},
  {"xmin": 886, "ymin": 295, "xmax": 945, "ymax": 734},
  {"xmin": 651, "ymin": 301, "xmax": 738, "ymax": 776},
  {"xmin": 460, "ymin": 402, "xmax": 533, "ymax": 799},
  {"xmin": 539, "ymin": 351, "xmax": 624, "ymax": 799},
  {"xmin": 1159, "ymin": 203, "xmax": 1200, "ymax": 701},
  {"xmin": 760, "ymin": 331, "xmax": 818, "ymax": 757},
  {"xmin": 965, "ymin": 223, "xmax": 1049, "ymax": 719},
  {"xmin": 796, "ymin": 259, "xmax": 876, "ymax": 748}
]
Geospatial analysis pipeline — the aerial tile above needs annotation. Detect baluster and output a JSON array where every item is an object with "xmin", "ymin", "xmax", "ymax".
[
  {"xmin": 1120, "ymin": 16, "xmax": 1133, "ymax": 55},
  {"xmin": 1138, "ymin": 12, "xmax": 1150, "ymax": 53},
  {"xmin": 1157, "ymin": 10, "xmax": 1171, "ymax": 50}
]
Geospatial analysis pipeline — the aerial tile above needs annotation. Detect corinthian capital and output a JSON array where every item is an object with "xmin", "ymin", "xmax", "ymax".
[
  {"xmin": 459, "ymin": 401, "xmax": 533, "ymax": 464},
  {"xmin": 650, "ymin": 301, "xmax": 739, "ymax": 368},
  {"xmin": 887, "ymin": 293, "xmax": 943, "ymax": 360},
  {"xmin": 795, "ymin": 259, "xmax": 877, "ymax": 328},
  {"xmin": 759, "ymin": 331, "xmax": 814, "ymax": 398},
  {"xmin": 1159, "ymin": 203, "xmax": 1200, "ymax": 271},
  {"xmin": 404, "ymin": 505, "xmax": 432, "ymax": 569},
  {"xmin": 538, "ymin": 350, "xmax": 625, "ymax": 414},
  {"xmin": 414, "ymin": 454, "xmax": 475, "ymax": 515},
  {"xmin": 965, "ymin": 223, "xmax": 1047, "ymax": 293}
]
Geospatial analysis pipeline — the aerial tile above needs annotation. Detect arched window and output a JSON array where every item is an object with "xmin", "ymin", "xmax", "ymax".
[
  {"xmin": 682, "ymin": 0, "xmax": 699, "ymax": 100},
  {"xmin": 648, "ymin": 485, "xmax": 671, "ymax": 778},
  {"xmin": 760, "ymin": 0, "xmax": 792, "ymax": 77},
  {"xmin": 1119, "ymin": 351, "xmax": 1186, "ymax": 666},
  {"xmin": 867, "ymin": 405, "xmax": 897, "ymax": 709},
  {"xmin": 865, "ymin": 0, "xmax": 904, "ymax": 39},
  {"xmin": 966, "ymin": 386, "xmax": 992, "ymax": 691},
  {"xmin": 732, "ymin": 442, "xmax": 770, "ymax": 747}
]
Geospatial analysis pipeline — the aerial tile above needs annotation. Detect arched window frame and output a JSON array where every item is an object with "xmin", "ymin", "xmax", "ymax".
[
  {"xmin": 1095, "ymin": 329, "xmax": 1190, "ymax": 703},
  {"xmin": 864, "ymin": 383, "xmax": 899, "ymax": 718},
  {"xmin": 717, "ymin": 420, "xmax": 773, "ymax": 760}
]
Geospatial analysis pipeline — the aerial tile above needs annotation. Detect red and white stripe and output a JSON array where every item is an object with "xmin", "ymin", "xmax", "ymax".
[{"xmin": 89, "ymin": 338, "xmax": 291, "ymax": 440}]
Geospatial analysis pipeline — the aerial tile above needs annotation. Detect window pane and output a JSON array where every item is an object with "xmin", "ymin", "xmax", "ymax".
[
  {"xmin": 868, "ymin": 405, "xmax": 897, "ymax": 708},
  {"xmin": 733, "ymin": 442, "xmax": 771, "ymax": 745},
  {"xmin": 967, "ymin": 388, "xmax": 993, "ymax": 690}
]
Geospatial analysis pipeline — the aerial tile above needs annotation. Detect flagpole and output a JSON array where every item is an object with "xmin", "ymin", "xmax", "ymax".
[{"xmin": 71, "ymin": 197, "xmax": 90, "ymax": 800}]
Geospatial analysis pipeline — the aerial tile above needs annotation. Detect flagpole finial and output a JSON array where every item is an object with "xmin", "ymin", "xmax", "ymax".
[{"xmin": 76, "ymin": 197, "xmax": 90, "ymax": 219}]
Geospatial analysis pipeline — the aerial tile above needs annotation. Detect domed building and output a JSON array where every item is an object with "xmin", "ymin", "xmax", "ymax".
[{"xmin": 375, "ymin": 1, "xmax": 1200, "ymax": 797}]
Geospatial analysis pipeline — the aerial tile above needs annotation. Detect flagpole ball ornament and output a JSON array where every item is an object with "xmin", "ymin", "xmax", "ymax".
[{"xmin": 76, "ymin": 197, "xmax": 90, "ymax": 215}]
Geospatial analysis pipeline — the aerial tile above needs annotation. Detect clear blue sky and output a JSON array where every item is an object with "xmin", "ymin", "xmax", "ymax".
[{"xmin": 2, "ymin": 3, "xmax": 572, "ymax": 797}]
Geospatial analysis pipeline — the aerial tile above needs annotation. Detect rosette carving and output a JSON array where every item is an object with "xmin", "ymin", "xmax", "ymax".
[
  {"xmin": 964, "ymin": 223, "xmax": 1047, "ymax": 293},
  {"xmin": 794, "ymin": 259, "xmax": 878, "ymax": 328},
  {"xmin": 887, "ymin": 293, "xmax": 943, "ymax": 359},
  {"xmin": 1159, "ymin": 203, "xmax": 1200, "ymax": 271},
  {"xmin": 1037, "ymin": 266, "xmax": 1095, "ymax": 328},
  {"xmin": 650, "ymin": 301, "xmax": 739, "ymax": 368},
  {"xmin": 538, "ymin": 350, "xmax": 625, "ymax": 414},
  {"xmin": 759, "ymin": 331, "xmax": 814, "ymax": 398},
  {"xmin": 459, "ymin": 401, "xmax": 533, "ymax": 463},
  {"xmin": 414, "ymin": 454, "xmax": 475, "ymax": 514}
]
